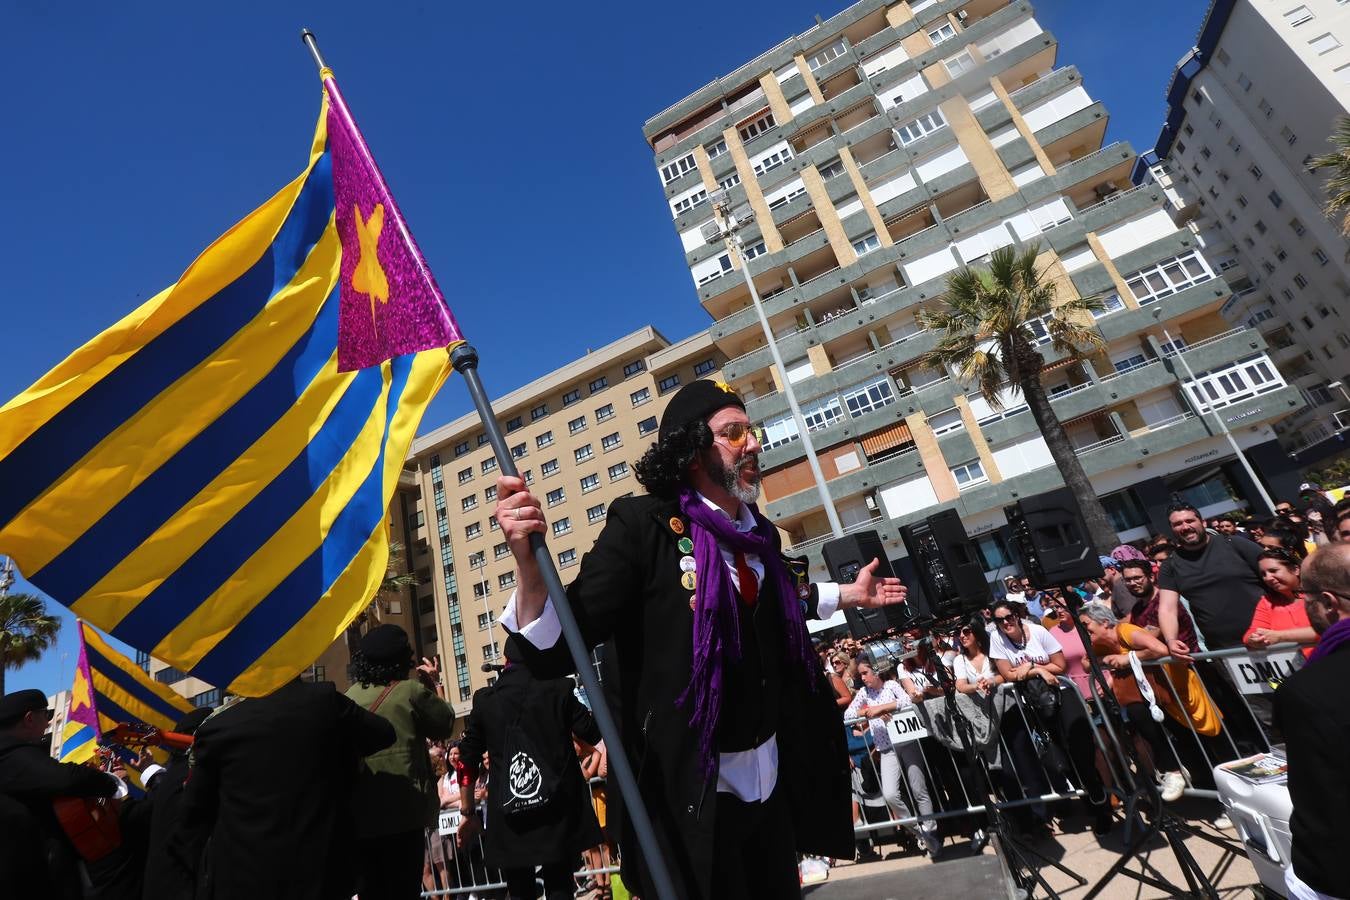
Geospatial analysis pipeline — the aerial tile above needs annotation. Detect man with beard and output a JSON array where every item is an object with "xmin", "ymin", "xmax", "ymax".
[
  {"xmin": 1156, "ymin": 501, "xmax": 1264, "ymax": 656},
  {"xmin": 492, "ymin": 379, "xmax": 907, "ymax": 899},
  {"xmin": 1273, "ymin": 543, "xmax": 1350, "ymax": 900},
  {"xmin": 1119, "ymin": 560, "xmax": 1201, "ymax": 653}
]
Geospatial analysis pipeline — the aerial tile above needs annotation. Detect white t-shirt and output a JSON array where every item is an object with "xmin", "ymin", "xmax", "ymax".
[
  {"xmin": 952, "ymin": 652, "xmax": 995, "ymax": 684},
  {"xmin": 989, "ymin": 621, "xmax": 1063, "ymax": 667},
  {"xmin": 845, "ymin": 680, "xmax": 912, "ymax": 751}
]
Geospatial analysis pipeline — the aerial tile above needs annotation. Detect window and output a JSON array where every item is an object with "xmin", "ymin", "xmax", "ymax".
[
  {"xmin": 672, "ymin": 188, "xmax": 708, "ymax": 216},
  {"xmin": 546, "ymin": 487, "xmax": 566, "ymax": 506},
  {"xmin": 1200, "ymin": 146, "xmax": 1212, "ymax": 159},
  {"xmin": 601, "ymin": 432, "xmax": 622, "ymax": 451},
  {"xmin": 694, "ymin": 358, "xmax": 717, "ymax": 377},
  {"xmin": 461, "ymin": 495, "xmax": 478, "ymax": 511},
  {"xmin": 481, "ymin": 457, "xmax": 497, "ymax": 474},
  {"xmin": 457, "ymin": 467, "xmax": 473, "ymax": 485},
  {"xmin": 851, "ymin": 232, "xmax": 881, "ymax": 255},
  {"xmin": 1318, "ymin": 304, "xmax": 1332, "ymax": 318},
  {"xmin": 454, "ymin": 441, "xmax": 470, "ymax": 457},
  {"xmin": 1309, "ymin": 32, "xmax": 1342, "ymax": 54},
  {"xmin": 510, "ymin": 443, "xmax": 526, "ymax": 460},
  {"xmin": 587, "ymin": 503, "xmax": 606, "ymax": 523},
  {"xmin": 706, "ymin": 138, "xmax": 728, "ymax": 160},
  {"xmin": 842, "ymin": 378, "xmax": 896, "ymax": 417},
  {"xmin": 530, "ymin": 403, "xmax": 548, "ymax": 421},
  {"xmin": 944, "ymin": 50, "xmax": 976, "ymax": 77},
  {"xmin": 1237, "ymin": 194, "xmax": 1249, "ymax": 208},
  {"xmin": 575, "ymin": 444, "xmax": 594, "ymax": 463},
  {"xmin": 1295, "ymin": 274, "xmax": 1309, "ymax": 289},
  {"xmin": 478, "ymin": 434, "xmax": 490, "ymax": 447},
  {"xmin": 465, "ymin": 522, "xmax": 482, "ymax": 539},
  {"xmin": 697, "ymin": 253, "xmax": 733, "ymax": 286},
  {"xmin": 1256, "ymin": 220, "xmax": 1268, "ymax": 234},
  {"xmin": 637, "ymin": 416, "xmax": 658, "ymax": 436},
  {"xmin": 156, "ymin": 667, "xmax": 189, "ymax": 685},
  {"xmin": 719, "ymin": 172, "xmax": 741, "ymax": 190},
  {"xmin": 738, "ymin": 111, "xmax": 776, "ymax": 143},
  {"xmin": 493, "ymin": 541, "xmax": 510, "ymax": 560},
  {"xmin": 1183, "ymin": 354, "xmax": 1284, "ymax": 411},
  {"xmin": 552, "ymin": 517, "xmax": 572, "ymax": 537},
  {"xmin": 1280, "ymin": 126, "xmax": 1298, "ymax": 146},
  {"xmin": 631, "ymin": 387, "xmax": 651, "ymax": 407},
  {"xmin": 468, "ymin": 550, "xmax": 485, "ymax": 568},
  {"xmin": 1268, "ymin": 190, "xmax": 1284, "ymax": 208},
  {"xmin": 562, "ymin": 388, "xmax": 581, "ymax": 406},
  {"xmin": 807, "ymin": 38, "xmax": 847, "ymax": 70},
  {"xmin": 558, "ymin": 548, "xmax": 578, "ymax": 567},
  {"xmin": 658, "ymin": 374, "xmax": 681, "ymax": 394},
  {"xmin": 192, "ymin": 687, "xmax": 223, "ymax": 707},
  {"xmin": 1183, "ymin": 124, "xmax": 1195, "ymax": 137},
  {"xmin": 1283, "ymin": 288, "xmax": 1297, "ymax": 302},
  {"xmin": 589, "ymin": 376, "xmax": 608, "ymax": 393},
  {"xmin": 951, "ymin": 460, "xmax": 988, "ymax": 489},
  {"xmin": 660, "ymin": 151, "xmax": 698, "ymax": 185},
  {"xmin": 498, "ymin": 572, "xmax": 515, "ymax": 589},
  {"xmin": 1237, "ymin": 72, "xmax": 1252, "ymax": 92},
  {"xmin": 608, "ymin": 462, "xmax": 629, "ymax": 481},
  {"xmin": 1122, "ymin": 251, "xmax": 1214, "ymax": 304},
  {"xmin": 818, "ymin": 158, "xmax": 846, "ymax": 180},
  {"xmin": 896, "ymin": 108, "xmax": 946, "ymax": 145},
  {"xmin": 623, "ymin": 360, "xmax": 646, "ymax": 378},
  {"xmin": 742, "ymin": 241, "xmax": 768, "ymax": 260},
  {"xmin": 1217, "ymin": 48, "xmax": 1231, "ymax": 65},
  {"xmin": 1290, "ymin": 217, "xmax": 1307, "ymax": 236},
  {"xmin": 541, "ymin": 458, "xmax": 559, "ymax": 477},
  {"xmin": 1248, "ymin": 163, "xmax": 1263, "ymax": 180},
  {"xmin": 1191, "ymin": 89, "xmax": 1205, "ymax": 105},
  {"xmin": 581, "ymin": 473, "xmax": 601, "ymax": 492},
  {"xmin": 505, "ymin": 416, "xmax": 522, "ymax": 432},
  {"xmin": 928, "ymin": 22, "xmax": 956, "ymax": 44},
  {"xmin": 1314, "ymin": 247, "xmax": 1329, "ymax": 265},
  {"xmin": 595, "ymin": 403, "xmax": 614, "ymax": 422},
  {"xmin": 536, "ymin": 430, "xmax": 554, "ymax": 448},
  {"xmin": 1302, "ymin": 315, "xmax": 1316, "ymax": 329},
  {"xmin": 753, "ymin": 148, "xmax": 793, "ymax": 176},
  {"xmin": 1284, "ymin": 5, "xmax": 1314, "ymax": 26}
]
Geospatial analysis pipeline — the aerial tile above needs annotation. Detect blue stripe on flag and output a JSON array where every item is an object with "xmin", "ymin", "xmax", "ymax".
[
  {"xmin": 94, "ymin": 692, "xmax": 176, "ymax": 733},
  {"xmin": 34, "ymin": 291, "xmax": 341, "ymax": 598},
  {"xmin": 193, "ymin": 355, "xmax": 414, "ymax": 687},
  {"xmin": 84, "ymin": 644, "xmax": 190, "ymax": 724},
  {"xmin": 0, "ymin": 152, "xmax": 333, "ymax": 528},
  {"xmin": 113, "ymin": 364, "xmax": 385, "ymax": 652},
  {"xmin": 60, "ymin": 724, "xmax": 95, "ymax": 754}
]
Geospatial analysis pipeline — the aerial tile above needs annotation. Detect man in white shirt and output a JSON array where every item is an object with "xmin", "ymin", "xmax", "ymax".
[{"xmin": 492, "ymin": 380, "xmax": 906, "ymax": 899}]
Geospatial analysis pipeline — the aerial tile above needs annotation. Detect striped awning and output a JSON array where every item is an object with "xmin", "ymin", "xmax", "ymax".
[{"xmin": 861, "ymin": 421, "xmax": 914, "ymax": 456}]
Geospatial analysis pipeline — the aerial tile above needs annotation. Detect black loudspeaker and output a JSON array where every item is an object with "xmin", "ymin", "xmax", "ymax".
[
  {"xmin": 899, "ymin": 509, "xmax": 993, "ymax": 620},
  {"xmin": 1004, "ymin": 487, "xmax": 1104, "ymax": 589},
  {"xmin": 822, "ymin": 530, "xmax": 916, "ymax": 638}
]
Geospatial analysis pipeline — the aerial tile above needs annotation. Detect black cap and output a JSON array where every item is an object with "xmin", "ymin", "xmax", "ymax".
[
  {"xmin": 658, "ymin": 379, "xmax": 746, "ymax": 444},
  {"xmin": 358, "ymin": 624, "xmax": 414, "ymax": 666},
  {"xmin": 0, "ymin": 689, "xmax": 49, "ymax": 727}
]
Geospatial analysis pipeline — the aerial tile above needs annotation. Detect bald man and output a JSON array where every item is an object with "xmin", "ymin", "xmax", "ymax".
[{"xmin": 1275, "ymin": 544, "xmax": 1350, "ymax": 900}]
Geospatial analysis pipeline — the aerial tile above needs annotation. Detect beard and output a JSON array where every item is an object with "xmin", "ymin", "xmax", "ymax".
[{"xmin": 706, "ymin": 448, "xmax": 762, "ymax": 505}]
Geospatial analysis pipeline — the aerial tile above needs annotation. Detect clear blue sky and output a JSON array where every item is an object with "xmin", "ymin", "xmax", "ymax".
[{"xmin": 0, "ymin": 0, "xmax": 1205, "ymax": 697}]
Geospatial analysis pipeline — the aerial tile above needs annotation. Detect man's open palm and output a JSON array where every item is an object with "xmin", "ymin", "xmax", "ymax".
[{"xmin": 843, "ymin": 558, "xmax": 907, "ymax": 609}]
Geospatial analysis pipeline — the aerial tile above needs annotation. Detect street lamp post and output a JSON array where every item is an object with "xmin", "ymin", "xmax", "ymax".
[
  {"xmin": 707, "ymin": 191, "xmax": 844, "ymax": 538},
  {"xmin": 1154, "ymin": 309, "xmax": 1277, "ymax": 512},
  {"xmin": 472, "ymin": 556, "xmax": 498, "ymax": 665}
]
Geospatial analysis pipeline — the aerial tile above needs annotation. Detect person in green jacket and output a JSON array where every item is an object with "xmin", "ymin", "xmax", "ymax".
[{"xmin": 346, "ymin": 624, "xmax": 456, "ymax": 900}]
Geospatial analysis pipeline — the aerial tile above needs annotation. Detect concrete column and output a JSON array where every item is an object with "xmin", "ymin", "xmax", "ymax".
[
  {"xmin": 759, "ymin": 73, "xmax": 794, "ymax": 127},
  {"xmin": 693, "ymin": 145, "xmax": 720, "ymax": 196},
  {"xmin": 954, "ymin": 395, "xmax": 1003, "ymax": 483},
  {"xmin": 723, "ymin": 126, "xmax": 786, "ymax": 253},
  {"xmin": 800, "ymin": 165, "xmax": 859, "ymax": 267},
  {"xmin": 939, "ymin": 96, "xmax": 1017, "ymax": 202},
  {"xmin": 1085, "ymin": 232, "xmax": 1139, "ymax": 309},
  {"xmin": 838, "ymin": 146, "xmax": 893, "ymax": 246},
  {"xmin": 885, "ymin": 2, "xmax": 914, "ymax": 28},
  {"xmin": 990, "ymin": 78, "xmax": 1057, "ymax": 176},
  {"xmin": 793, "ymin": 54, "xmax": 827, "ymax": 104},
  {"xmin": 906, "ymin": 411, "xmax": 960, "ymax": 501}
]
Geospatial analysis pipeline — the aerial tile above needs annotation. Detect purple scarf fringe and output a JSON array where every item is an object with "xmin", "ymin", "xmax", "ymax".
[
  {"xmin": 1307, "ymin": 616, "xmax": 1350, "ymax": 665},
  {"xmin": 675, "ymin": 489, "xmax": 817, "ymax": 780}
]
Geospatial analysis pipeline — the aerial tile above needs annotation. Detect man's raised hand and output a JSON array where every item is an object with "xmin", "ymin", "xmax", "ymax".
[{"xmin": 839, "ymin": 558, "xmax": 908, "ymax": 610}]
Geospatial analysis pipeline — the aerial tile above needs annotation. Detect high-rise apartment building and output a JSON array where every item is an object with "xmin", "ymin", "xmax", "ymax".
[
  {"xmin": 1139, "ymin": 0, "xmax": 1350, "ymax": 460},
  {"xmin": 644, "ymin": 0, "xmax": 1306, "ymax": 589},
  {"xmin": 407, "ymin": 327, "xmax": 723, "ymax": 712}
]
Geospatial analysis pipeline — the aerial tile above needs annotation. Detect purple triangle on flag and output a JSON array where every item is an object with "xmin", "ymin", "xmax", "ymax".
[{"xmin": 325, "ymin": 74, "xmax": 464, "ymax": 372}]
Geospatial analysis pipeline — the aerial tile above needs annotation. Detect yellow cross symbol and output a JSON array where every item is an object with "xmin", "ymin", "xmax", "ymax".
[{"xmin": 351, "ymin": 202, "xmax": 390, "ymax": 328}]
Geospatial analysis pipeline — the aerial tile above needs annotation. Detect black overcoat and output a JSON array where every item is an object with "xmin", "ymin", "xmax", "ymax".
[
  {"xmin": 458, "ymin": 664, "xmax": 603, "ymax": 868},
  {"xmin": 506, "ymin": 494, "xmax": 853, "ymax": 899}
]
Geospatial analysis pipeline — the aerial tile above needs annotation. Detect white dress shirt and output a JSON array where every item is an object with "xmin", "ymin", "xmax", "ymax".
[{"xmin": 501, "ymin": 492, "xmax": 841, "ymax": 803}]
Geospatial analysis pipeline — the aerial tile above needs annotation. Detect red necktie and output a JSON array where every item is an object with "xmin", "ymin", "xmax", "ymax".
[{"xmin": 734, "ymin": 551, "xmax": 759, "ymax": 606}]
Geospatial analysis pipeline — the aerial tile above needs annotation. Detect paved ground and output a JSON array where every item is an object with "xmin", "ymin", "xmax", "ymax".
[{"xmin": 808, "ymin": 798, "xmax": 1269, "ymax": 899}]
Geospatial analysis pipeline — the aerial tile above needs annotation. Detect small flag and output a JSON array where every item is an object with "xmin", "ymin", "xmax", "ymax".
[
  {"xmin": 0, "ymin": 89, "xmax": 451, "ymax": 696},
  {"xmin": 58, "ymin": 627, "xmax": 100, "ymax": 763}
]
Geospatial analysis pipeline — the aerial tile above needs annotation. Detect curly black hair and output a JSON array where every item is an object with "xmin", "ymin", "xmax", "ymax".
[
  {"xmin": 349, "ymin": 650, "xmax": 412, "ymax": 688},
  {"xmin": 634, "ymin": 418, "xmax": 714, "ymax": 499}
]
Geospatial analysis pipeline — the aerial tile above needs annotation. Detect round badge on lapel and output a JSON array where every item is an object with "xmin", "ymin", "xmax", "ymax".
[
  {"xmin": 688, "ymin": 595, "xmax": 697, "ymax": 610},
  {"xmin": 680, "ymin": 571, "xmax": 697, "ymax": 591},
  {"xmin": 669, "ymin": 517, "xmax": 685, "ymax": 535},
  {"xmin": 677, "ymin": 537, "xmax": 694, "ymax": 554},
  {"xmin": 797, "ymin": 584, "xmax": 810, "ymax": 600},
  {"xmin": 679, "ymin": 556, "xmax": 696, "ymax": 572}
]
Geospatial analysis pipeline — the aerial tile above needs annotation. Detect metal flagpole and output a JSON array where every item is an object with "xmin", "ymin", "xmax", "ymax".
[{"xmin": 298, "ymin": 31, "xmax": 679, "ymax": 900}]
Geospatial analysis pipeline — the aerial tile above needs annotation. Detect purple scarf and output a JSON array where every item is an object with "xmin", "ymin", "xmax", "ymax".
[
  {"xmin": 1307, "ymin": 617, "xmax": 1350, "ymax": 665},
  {"xmin": 676, "ymin": 489, "xmax": 816, "ymax": 779}
]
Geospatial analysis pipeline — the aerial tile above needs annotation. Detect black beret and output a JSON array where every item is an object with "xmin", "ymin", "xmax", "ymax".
[
  {"xmin": 658, "ymin": 379, "xmax": 746, "ymax": 444},
  {"xmin": 358, "ymin": 624, "xmax": 414, "ymax": 666},
  {"xmin": 174, "ymin": 706, "xmax": 214, "ymax": 735},
  {"xmin": 0, "ymin": 689, "xmax": 49, "ymax": 727}
]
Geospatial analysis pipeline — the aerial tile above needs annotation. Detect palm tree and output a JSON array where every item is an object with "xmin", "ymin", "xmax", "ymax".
[
  {"xmin": 0, "ymin": 592, "xmax": 62, "ymax": 695},
  {"xmin": 1307, "ymin": 115, "xmax": 1350, "ymax": 235},
  {"xmin": 917, "ymin": 244, "xmax": 1121, "ymax": 554}
]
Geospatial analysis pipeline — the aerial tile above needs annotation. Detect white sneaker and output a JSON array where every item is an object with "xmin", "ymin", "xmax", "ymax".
[
  {"xmin": 1160, "ymin": 771, "xmax": 1187, "ymax": 802},
  {"xmin": 1214, "ymin": 813, "xmax": 1234, "ymax": 830}
]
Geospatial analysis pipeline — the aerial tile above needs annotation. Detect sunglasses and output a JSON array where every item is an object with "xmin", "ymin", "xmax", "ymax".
[
  {"xmin": 714, "ymin": 422, "xmax": 765, "ymax": 449},
  {"xmin": 959, "ymin": 626, "xmax": 975, "ymax": 635},
  {"xmin": 993, "ymin": 614, "xmax": 1018, "ymax": 624},
  {"xmin": 1275, "ymin": 507, "xmax": 1295, "ymax": 515}
]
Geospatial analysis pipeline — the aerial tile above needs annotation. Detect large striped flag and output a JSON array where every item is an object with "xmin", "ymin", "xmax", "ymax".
[
  {"xmin": 0, "ymin": 77, "xmax": 457, "ymax": 696},
  {"xmin": 59, "ymin": 622, "xmax": 195, "ymax": 763}
]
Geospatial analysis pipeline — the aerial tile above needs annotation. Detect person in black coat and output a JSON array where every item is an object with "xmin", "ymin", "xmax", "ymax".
[
  {"xmin": 454, "ymin": 653, "xmax": 603, "ymax": 900},
  {"xmin": 1274, "ymin": 543, "xmax": 1350, "ymax": 900},
  {"xmin": 141, "ymin": 706, "xmax": 213, "ymax": 900},
  {"xmin": 170, "ymin": 678, "xmax": 396, "ymax": 900},
  {"xmin": 0, "ymin": 689, "xmax": 122, "ymax": 900},
  {"xmin": 491, "ymin": 380, "xmax": 908, "ymax": 899}
]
